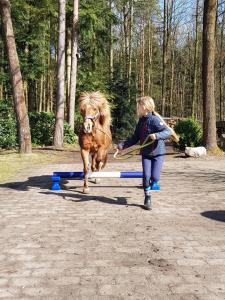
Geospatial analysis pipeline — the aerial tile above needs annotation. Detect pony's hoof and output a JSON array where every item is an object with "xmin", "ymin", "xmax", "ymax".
[
  {"xmin": 83, "ymin": 188, "xmax": 90, "ymax": 194},
  {"xmin": 94, "ymin": 178, "xmax": 100, "ymax": 184}
]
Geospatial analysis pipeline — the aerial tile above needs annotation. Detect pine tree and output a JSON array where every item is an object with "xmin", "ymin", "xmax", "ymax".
[{"xmin": 0, "ymin": 0, "xmax": 32, "ymax": 153}]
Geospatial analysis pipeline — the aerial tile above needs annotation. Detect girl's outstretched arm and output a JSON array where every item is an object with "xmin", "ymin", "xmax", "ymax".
[{"xmin": 117, "ymin": 120, "xmax": 140, "ymax": 150}]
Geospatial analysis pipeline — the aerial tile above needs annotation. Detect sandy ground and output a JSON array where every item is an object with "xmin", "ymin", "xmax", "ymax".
[{"xmin": 0, "ymin": 149, "xmax": 225, "ymax": 299}]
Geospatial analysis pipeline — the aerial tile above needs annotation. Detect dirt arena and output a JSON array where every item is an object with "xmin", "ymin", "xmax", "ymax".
[{"xmin": 0, "ymin": 150, "xmax": 225, "ymax": 299}]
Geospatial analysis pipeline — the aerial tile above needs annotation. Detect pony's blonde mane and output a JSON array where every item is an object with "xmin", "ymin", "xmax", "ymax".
[{"xmin": 79, "ymin": 91, "xmax": 111, "ymax": 129}]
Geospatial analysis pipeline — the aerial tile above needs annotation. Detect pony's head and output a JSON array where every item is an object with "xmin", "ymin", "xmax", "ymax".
[
  {"xmin": 80, "ymin": 103, "xmax": 100, "ymax": 133},
  {"xmin": 79, "ymin": 91, "xmax": 111, "ymax": 133}
]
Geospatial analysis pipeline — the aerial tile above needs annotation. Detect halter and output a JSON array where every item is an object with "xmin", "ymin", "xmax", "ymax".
[
  {"xmin": 83, "ymin": 111, "xmax": 100, "ymax": 128},
  {"xmin": 84, "ymin": 111, "xmax": 100, "ymax": 121}
]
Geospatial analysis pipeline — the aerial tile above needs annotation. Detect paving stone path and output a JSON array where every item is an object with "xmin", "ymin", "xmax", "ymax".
[{"xmin": 0, "ymin": 155, "xmax": 225, "ymax": 299}]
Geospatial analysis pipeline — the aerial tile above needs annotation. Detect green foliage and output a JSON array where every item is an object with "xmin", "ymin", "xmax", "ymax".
[
  {"xmin": 77, "ymin": 68, "xmax": 108, "ymax": 95},
  {"xmin": 0, "ymin": 102, "xmax": 77, "ymax": 148},
  {"xmin": 79, "ymin": 0, "xmax": 117, "ymax": 60},
  {"xmin": 76, "ymin": 0, "xmax": 117, "ymax": 93},
  {"xmin": 64, "ymin": 122, "xmax": 77, "ymax": 144},
  {"xmin": 0, "ymin": 101, "xmax": 17, "ymax": 149},
  {"xmin": 110, "ymin": 78, "xmax": 137, "ymax": 141},
  {"xmin": 74, "ymin": 112, "xmax": 83, "ymax": 136},
  {"xmin": 29, "ymin": 112, "xmax": 77, "ymax": 146},
  {"xmin": 10, "ymin": 0, "xmax": 58, "ymax": 82},
  {"xmin": 29, "ymin": 112, "xmax": 55, "ymax": 146},
  {"xmin": 174, "ymin": 118, "xmax": 203, "ymax": 150}
]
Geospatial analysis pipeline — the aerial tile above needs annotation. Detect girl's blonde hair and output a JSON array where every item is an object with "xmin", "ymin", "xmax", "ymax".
[
  {"xmin": 137, "ymin": 96, "xmax": 155, "ymax": 113},
  {"xmin": 137, "ymin": 96, "xmax": 179, "ymax": 143}
]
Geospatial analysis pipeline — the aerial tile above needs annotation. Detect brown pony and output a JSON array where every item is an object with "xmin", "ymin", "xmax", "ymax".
[{"xmin": 78, "ymin": 91, "xmax": 112, "ymax": 193}]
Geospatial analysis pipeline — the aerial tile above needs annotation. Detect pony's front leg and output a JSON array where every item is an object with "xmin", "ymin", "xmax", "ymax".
[
  {"xmin": 91, "ymin": 153, "xmax": 97, "ymax": 172},
  {"xmin": 96, "ymin": 148, "xmax": 106, "ymax": 173},
  {"xmin": 81, "ymin": 149, "xmax": 90, "ymax": 193},
  {"xmin": 91, "ymin": 152, "xmax": 100, "ymax": 184}
]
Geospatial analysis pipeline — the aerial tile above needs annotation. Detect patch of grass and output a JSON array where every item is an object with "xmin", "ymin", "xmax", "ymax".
[{"xmin": 0, "ymin": 150, "xmax": 62, "ymax": 182}]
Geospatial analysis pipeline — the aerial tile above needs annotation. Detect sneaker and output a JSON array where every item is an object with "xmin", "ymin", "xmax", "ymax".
[
  {"xmin": 144, "ymin": 194, "xmax": 152, "ymax": 210},
  {"xmin": 151, "ymin": 181, "xmax": 160, "ymax": 190}
]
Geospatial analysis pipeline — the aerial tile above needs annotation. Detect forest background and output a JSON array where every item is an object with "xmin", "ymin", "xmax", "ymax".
[{"xmin": 0, "ymin": 0, "xmax": 225, "ymax": 151}]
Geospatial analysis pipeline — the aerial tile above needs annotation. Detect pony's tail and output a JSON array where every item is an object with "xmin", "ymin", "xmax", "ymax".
[{"xmin": 153, "ymin": 111, "xmax": 180, "ymax": 143}]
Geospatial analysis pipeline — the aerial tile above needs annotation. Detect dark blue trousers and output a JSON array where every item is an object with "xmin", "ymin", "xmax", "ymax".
[{"xmin": 142, "ymin": 155, "xmax": 164, "ymax": 190}]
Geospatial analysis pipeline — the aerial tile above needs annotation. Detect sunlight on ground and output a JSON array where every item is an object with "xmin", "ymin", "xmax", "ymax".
[
  {"xmin": 0, "ymin": 145, "xmax": 78, "ymax": 182},
  {"xmin": 0, "ymin": 153, "xmax": 50, "ymax": 182}
]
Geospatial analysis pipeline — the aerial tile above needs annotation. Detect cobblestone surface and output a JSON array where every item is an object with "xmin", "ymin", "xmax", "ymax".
[{"xmin": 0, "ymin": 155, "xmax": 225, "ymax": 299}]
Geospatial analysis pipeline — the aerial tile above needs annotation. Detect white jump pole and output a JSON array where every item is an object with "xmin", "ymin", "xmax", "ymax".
[{"xmin": 51, "ymin": 171, "xmax": 143, "ymax": 190}]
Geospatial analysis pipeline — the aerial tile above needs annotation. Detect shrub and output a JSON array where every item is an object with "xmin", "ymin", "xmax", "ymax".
[
  {"xmin": 0, "ymin": 106, "xmax": 77, "ymax": 148},
  {"xmin": 74, "ymin": 112, "xmax": 83, "ymax": 136},
  {"xmin": 29, "ymin": 112, "xmax": 54, "ymax": 146},
  {"xmin": 64, "ymin": 122, "xmax": 77, "ymax": 144},
  {"xmin": 29, "ymin": 112, "xmax": 77, "ymax": 146},
  {"xmin": 0, "ymin": 101, "xmax": 17, "ymax": 149},
  {"xmin": 174, "ymin": 118, "xmax": 203, "ymax": 150}
]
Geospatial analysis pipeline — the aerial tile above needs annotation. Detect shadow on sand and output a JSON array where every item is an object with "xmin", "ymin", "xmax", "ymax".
[
  {"xmin": 0, "ymin": 175, "xmax": 141, "ymax": 191},
  {"xmin": 0, "ymin": 176, "xmax": 144, "ymax": 209},
  {"xmin": 40, "ymin": 190, "xmax": 144, "ymax": 209},
  {"xmin": 201, "ymin": 210, "xmax": 225, "ymax": 223}
]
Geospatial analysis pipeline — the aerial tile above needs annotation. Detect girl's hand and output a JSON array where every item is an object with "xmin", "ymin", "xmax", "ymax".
[
  {"xmin": 149, "ymin": 133, "xmax": 157, "ymax": 141},
  {"xmin": 117, "ymin": 143, "xmax": 123, "ymax": 151}
]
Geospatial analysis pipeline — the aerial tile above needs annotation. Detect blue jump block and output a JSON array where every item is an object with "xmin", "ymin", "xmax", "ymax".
[{"xmin": 51, "ymin": 176, "xmax": 61, "ymax": 190}]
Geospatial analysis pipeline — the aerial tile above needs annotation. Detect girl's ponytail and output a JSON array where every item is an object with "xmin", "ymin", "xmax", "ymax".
[{"xmin": 153, "ymin": 111, "xmax": 179, "ymax": 143}]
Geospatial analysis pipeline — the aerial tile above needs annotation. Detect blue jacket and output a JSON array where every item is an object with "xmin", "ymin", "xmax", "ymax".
[{"xmin": 118, "ymin": 112, "xmax": 172, "ymax": 157}]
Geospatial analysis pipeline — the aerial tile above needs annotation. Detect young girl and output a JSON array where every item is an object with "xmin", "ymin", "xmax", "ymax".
[{"xmin": 117, "ymin": 96, "xmax": 176, "ymax": 210}]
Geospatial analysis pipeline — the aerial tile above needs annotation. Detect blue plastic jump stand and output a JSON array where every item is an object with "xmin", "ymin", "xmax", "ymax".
[
  {"xmin": 51, "ymin": 171, "xmax": 144, "ymax": 191},
  {"xmin": 52, "ymin": 176, "xmax": 61, "ymax": 190}
]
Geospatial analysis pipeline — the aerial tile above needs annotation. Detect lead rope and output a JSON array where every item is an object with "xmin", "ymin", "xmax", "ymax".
[
  {"xmin": 113, "ymin": 135, "xmax": 154, "ymax": 160},
  {"xmin": 95, "ymin": 127, "xmax": 112, "ymax": 141}
]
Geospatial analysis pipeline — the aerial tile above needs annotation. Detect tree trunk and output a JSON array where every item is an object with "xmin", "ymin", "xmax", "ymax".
[
  {"xmin": 119, "ymin": 27, "xmax": 123, "ymax": 80},
  {"xmin": 192, "ymin": 0, "xmax": 200, "ymax": 118},
  {"xmin": 66, "ymin": 27, "xmax": 71, "ymax": 121},
  {"xmin": 147, "ymin": 20, "xmax": 152, "ymax": 96},
  {"xmin": 68, "ymin": 0, "xmax": 78, "ymax": 131},
  {"xmin": 43, "ymin": 75, "xmax": 47, "ymax": 112},
  {"xmin": 140, "ymin": 22, "xmax": 145, "ymax": 97},
  {"xmin": 54, "ymin": 0, "xmax": 66, "ymax": 148},
  {"xmin": 135, "ymin": 44, "xmax": 138, "ymax": 99},
  {"xmin": 202, "ymin": 0, "xmax": 218, "ymax": 150},
  {"xmin": 122, "ymin": 1, "xmax": 130, "ymax": 80},
  {"xmin": 128, "ymin": 0, "xmax": 133, "ymax": 100},
  {"xmin": 28, "ymin": 79, "xmax": 36, "ymax": 112},
  {"xmin": 109, "ymin": 0, "xmax": 114, "ymax": 81},
  {"xmin": 0, "ymin": 45, "xmax": 3, "ymax": 99},
  {"xmin": 162, "ymin": 0, "xmax": 167, "ymax": 116},
  {"xmin": 39, "ymin": 76, "xmax": 43, "ymax": 112},
  {"xmin": 47, "ymin": 26, "xmax": 52, "ymax": 113},
  {"xmin": 169, "ymin": 46, "xmax": 175, "ymax": 117},
  {"xmin": 219, "ymin": 11, "xmax": 224, "ymax": 122},
  {"xmin": 0, "ymin": 0, "xmax": 32, "ymax": 154}
]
